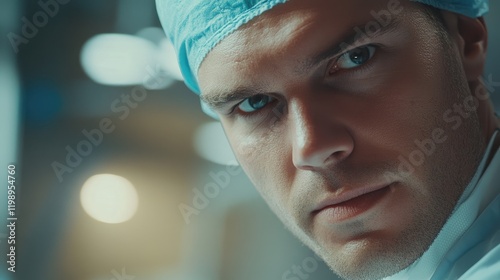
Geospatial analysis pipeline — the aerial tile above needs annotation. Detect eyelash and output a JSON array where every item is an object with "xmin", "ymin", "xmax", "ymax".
[
  {"xmin": 326, "ymin": 44, "xmax": 380, "ymax": 78},
  {"xmin": 230, "ymin": 44, "xmax": 381, "ymax": 118},
  {"xmin": 230, "ymin": 96, "xmax": 279, "ymax": 119}
]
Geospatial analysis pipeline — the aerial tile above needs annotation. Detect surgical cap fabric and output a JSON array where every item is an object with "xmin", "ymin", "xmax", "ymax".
[
  {"xmin": 156, "ymin": 0, "xmax": 489, "ymax": 96},
  {"xmin": 156, "ymin": 0, "xmax": 288, "ymax": 94},
  {"xmin": 415, "ymin": 0, "xmax": 489, "ymax": 18}
]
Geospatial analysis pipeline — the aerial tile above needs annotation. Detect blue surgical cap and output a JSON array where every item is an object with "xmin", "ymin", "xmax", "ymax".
[{"xmin": 156, "ymin": 0, "xmax": 489, "ymax": 116}]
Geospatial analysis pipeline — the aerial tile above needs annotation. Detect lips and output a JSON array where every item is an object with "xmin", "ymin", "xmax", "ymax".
[{"xmin": 312, "ymin": 183, "xmax": 393, "ymax": 223}]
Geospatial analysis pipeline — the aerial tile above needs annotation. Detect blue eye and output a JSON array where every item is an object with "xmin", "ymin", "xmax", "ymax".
[
  {"xmin": 237, "ymin": 95, "xmax": 274, "ymax": 113},
  {"xmin": 333, "ymin": 45, "xmax": 376, "ymax": 72}
]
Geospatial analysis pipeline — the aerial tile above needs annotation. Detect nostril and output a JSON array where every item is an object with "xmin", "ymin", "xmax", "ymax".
[
  {"xmin": 289, "ymin": 100, "xmax": 355, "ymax": 170},
  {"xmin": 293, "ymin": 136, "xmax": 354, "ymax": 170},
  {"xmin": 324, "ymin": 149, "xmax": 351, "ymax": 165}
]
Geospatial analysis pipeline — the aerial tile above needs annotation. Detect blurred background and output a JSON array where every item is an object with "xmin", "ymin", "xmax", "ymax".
[{"xmin": 0, "ymin": 1, "xmax": 498, "ymax": 280}]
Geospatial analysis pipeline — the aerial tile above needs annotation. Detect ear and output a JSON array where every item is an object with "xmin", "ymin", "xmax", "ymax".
[{"xmin": 441, "ymin": 12, "xmax": 488, "ymax": 81}]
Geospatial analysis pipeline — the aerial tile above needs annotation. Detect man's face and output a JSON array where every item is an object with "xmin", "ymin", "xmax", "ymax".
[{"xmin": 198, "ymin": 0, "xmax": 485, "ymax": 279}]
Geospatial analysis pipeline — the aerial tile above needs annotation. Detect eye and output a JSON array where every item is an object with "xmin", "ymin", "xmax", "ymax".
[
  {"xmin": 330, "ymin": 45, "xmax": 376, "ymax": 74},
  {"xmin": 237, "ymin": 94, "xmax": 274, "ymax": 113}
]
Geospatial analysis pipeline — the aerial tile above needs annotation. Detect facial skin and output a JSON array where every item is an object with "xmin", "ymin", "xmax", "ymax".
[{"xmin": 197, "ymin": 0, "xmax": 498, "ymax": 279}]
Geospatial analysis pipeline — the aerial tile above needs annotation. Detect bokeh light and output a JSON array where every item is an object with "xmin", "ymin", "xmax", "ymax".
[
  {"xmin": 80, "ymin": 174, "xmax": 139, "ymax": 224},
  {"xmin": 80, "ymin": 34, "xmax": 157, "ymax": 86}
]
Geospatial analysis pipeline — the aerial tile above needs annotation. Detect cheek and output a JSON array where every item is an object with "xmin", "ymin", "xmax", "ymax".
[
  {"xmin": 336, "ymin": 53, "xmax": 455, "ymax": 185},
  {"xmin": 371, "ymin": 48, "xmax": 451, "ymax": 138},
  {"xmin": 226, "ymin": 122, "xmax": 294, "ymax": 202}
]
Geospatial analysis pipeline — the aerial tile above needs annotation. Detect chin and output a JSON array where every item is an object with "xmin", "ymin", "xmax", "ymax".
[{"xmin": 317, "ymin": 232, "xmax": 430, "ymax": 280}]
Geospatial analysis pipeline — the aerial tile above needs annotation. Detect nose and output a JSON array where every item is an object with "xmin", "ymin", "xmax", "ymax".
[{"xmin": 290, "ymin": 100, "xmax": 354, "ymax": 170}]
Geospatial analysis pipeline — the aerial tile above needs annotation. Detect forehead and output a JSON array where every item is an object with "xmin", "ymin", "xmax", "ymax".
[{"xmin": 197, "ymin": 0, "xmax": 415, "ymax": 95}]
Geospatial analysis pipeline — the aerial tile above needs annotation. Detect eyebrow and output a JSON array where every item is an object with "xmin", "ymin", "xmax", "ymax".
[
  {"xmin": 201, "ymin": 87, "xmax": 266, "ymax": 112},
  {"xmin": 201, "ymin": 17, "xmax": 402, "ymax": 111},
  {"xmin": 305, "ymin": 17, "xmax": 402, "ymax": 71}
]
